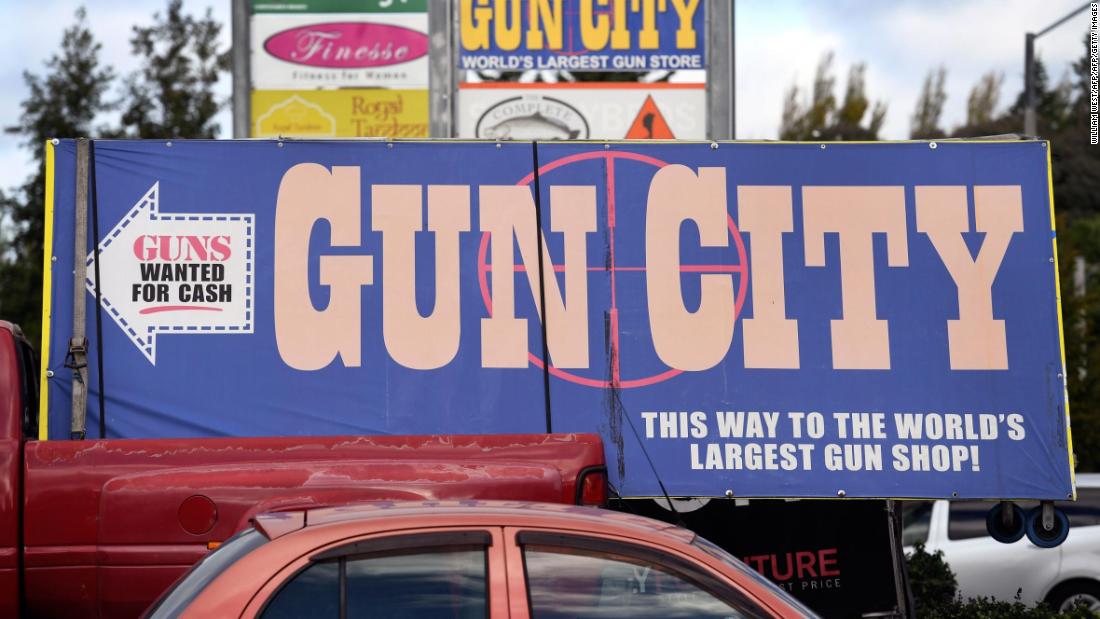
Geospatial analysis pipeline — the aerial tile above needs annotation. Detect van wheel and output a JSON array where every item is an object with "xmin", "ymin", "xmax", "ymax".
[
  {"xmin": 1024, "ymin": 506, "xmax": 1070, "ymax": 548},
  {"xmin": 986, "ymin": 502, "xmax": 1025, "ymax": 543},
  {"xmin": 1045, "ymin": 581, "xmax": 1100, "ymax": 613}
]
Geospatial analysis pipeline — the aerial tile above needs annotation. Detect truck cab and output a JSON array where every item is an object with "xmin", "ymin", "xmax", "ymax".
[{"xmin": 0, "ymin": 321, "xmax": 607, "ymax": 618}]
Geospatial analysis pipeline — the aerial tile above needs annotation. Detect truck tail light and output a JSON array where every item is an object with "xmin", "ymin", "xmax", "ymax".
[{"xmin": 576, "ymin": 467, "xmax": 608, "ymax": 506}]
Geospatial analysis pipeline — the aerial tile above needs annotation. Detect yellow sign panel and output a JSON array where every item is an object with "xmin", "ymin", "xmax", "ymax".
[{"xmin": 251, "ymin": 90, "xmax": 429, "ymax": 138}]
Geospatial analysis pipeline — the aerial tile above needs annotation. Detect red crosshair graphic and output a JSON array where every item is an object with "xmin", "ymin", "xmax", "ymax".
[
  {"xmin": 556, "ymin": 3, "xmax": 615, "ymax": 56},
  {"xmin": 477, "ymin": 150, "xmax": 749, "ymax": 389}
]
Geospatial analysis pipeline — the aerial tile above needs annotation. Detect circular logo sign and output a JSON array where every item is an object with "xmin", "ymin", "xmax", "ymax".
[
  {"xmin": 476, "ymin": 150, "xmax": 749, "ymax": 390},
  {"xmin": 475, "ymin": 95, "xmax": 590, "ymax": 140}
]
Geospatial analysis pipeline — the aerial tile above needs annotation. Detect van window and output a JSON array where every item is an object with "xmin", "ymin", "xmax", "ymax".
[
  {"xmin": 901, "ymin": 502, "xmax": 934, "ymax": 546},
  {"xmin": 1064, "ymin": 489, "xmax": 1100, "ymax": 528},
  {"xmin": 947, "ymin": 494, "xmax": 1098, "ymax": 542},
  {"xmin": 948, "ymin": 501, "xmax": 1039, "ymax": 541}
]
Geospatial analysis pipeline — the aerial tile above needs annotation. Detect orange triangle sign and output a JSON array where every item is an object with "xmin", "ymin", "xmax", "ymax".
[{"xmin": 625, "ymin": 95, "xmax": 675, "ymax": 139}]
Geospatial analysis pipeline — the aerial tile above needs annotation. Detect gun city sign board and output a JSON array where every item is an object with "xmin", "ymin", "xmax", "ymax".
[
  {"xmin": 253, "ymin": 0, "xmax": 428, "ymax": 13},
  {"xmin": 457, "ymin": 83, "xmax": 706, "ymax": 139},
  {"xmin": 42, "ymin": 140, "xmax": 1073, "ymax": 501},
  {"xmin": 251, "ymin": 0, "xmax": 429, "ymax": 89},
  {"xmin": 457, "ymin": 0, "xmax": 705, "ymax": 72}
]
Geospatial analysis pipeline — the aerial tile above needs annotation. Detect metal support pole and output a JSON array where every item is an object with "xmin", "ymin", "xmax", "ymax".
[
  {"xmin": 1024, "ymin": 32, "xmax": 1036, "ymax": 137},
  {"xmin": 885, "ymin": 500, "xmax": 914, "ymax": 618},
  {"xmin": 1042, "ymin": 500, "xmax": 1055, "ymax": 531},
  {"xmin": 1001, "ymin": 500, "xmax": 1016, "ymax": 529},
  {"xmin": 231, "ymin": 0, "xmax": 251, "ymax": 138},
  {"xmin": 730, "ymin": 0, "xmax": 735, "ymax": 139},
  {"xmin": 68, "ymin": 139, "xmax": 90, "ymax": 440},
  {"xmin": 1022, "ymin": 3, "xmax": 1090, "ymax": 137},
  {"xmin": 428, "ymin": 0, "xmax": 456, "ymax": 138},
  {"xmin": 705, "ymin": 0, "xmax": 733, "ymax": 140}
]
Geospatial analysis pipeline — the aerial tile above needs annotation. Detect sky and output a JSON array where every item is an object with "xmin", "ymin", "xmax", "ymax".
[{"xmin": 0, "ymin": 0, "xmax": 1092, "ymax": 192}]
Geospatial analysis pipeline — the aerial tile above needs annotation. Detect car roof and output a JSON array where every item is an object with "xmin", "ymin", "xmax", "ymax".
[
  {"xmin": 1075, "ymin": 473, "xmax": 1100, "ymax": 488},
  {"xmin": 255, "ymin": 500, "xmax": 697, "ymax": 544}
]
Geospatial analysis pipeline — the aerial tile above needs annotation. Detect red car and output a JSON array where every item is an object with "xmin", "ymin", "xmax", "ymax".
[{"xmin": 145, "ymin": 501, "xmax": 818, "ymax": 618}]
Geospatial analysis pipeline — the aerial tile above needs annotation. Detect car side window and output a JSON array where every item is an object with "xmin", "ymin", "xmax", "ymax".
[
  {"xmin": 261, "ymin": 561, "xmax": 340, "ymax": 618},
  {"xmin": 520, "ymin": 534, "xmax": 762, "ymax": 619},
  {"xmin": 14, "ymin": 333, "xmax": 38, "ymax": 439},
  {"xmin": 345, "ymin": 549, "xmax": 486, "ymax": 618},
  {"xmin": 261, "ymin": 533, "xmax": 489, "ymax": 619},
  {"xmin": 948, "ymin": 501, "xmax": 1039, "ymax": 541}
]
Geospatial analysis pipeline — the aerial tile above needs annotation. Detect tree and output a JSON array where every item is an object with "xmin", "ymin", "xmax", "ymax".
[
  {"xmin": 0, "ymin": 7, "xmax": 115, "ymax": 344},
  {"xmin": 919, "ymin": 43, "xmax": 1099, "ymax": 471},
  {"xmin": 1047, "ymin": 36, "xmax": 1100, "ymax": 221},
  {"xmin": 954, "ymin": 61, "xmax": 1074, "ymax": 139},
  {"xmin": 779, "ymin": 52, "xmax": 887, "ymax": 141},
  {"xmin": 1051, "ymin": 36, "xmax": 1100, "ymax": 472},
  {"xmin": 906, "ymin": 542, "xmax": 958, "ymax": 614},
  {"xmin": 117, "ymin": 0, "xmax": 230, "ymax": 138},
  {"xmin": 965, "ymin": 71, "xmax": 1003, "ymax": 128},
  {"xmin": 1009, "ymin": 60, "xmax": 1076, "ymax": 137},
  {"xmin": 910, "ymin": 66, "xmax": 947, "ymax": 139}
]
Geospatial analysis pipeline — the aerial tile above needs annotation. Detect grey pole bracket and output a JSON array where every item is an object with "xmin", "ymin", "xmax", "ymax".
[{"xmin": 69, "ymin": 138, "xmax": 90, "ymax": 440}]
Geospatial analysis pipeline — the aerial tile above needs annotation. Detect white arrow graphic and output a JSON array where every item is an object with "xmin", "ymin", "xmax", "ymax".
[{"xmin": 86, "ymin": 182, "xmax": 255, "ymax": 365}]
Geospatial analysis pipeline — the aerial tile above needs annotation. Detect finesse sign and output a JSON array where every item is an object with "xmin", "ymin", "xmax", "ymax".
[{"xmin": 263, "ymin": 22, "xmax": 428, "ymax": 68}]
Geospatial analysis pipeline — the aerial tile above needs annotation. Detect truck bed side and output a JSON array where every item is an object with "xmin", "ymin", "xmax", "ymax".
[{"xmin": 22, "ymin": 433, "xmax": 604, "ymax": 618}]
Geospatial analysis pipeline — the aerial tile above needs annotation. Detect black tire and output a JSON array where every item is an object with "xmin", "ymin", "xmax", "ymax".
[
  {"xmin": 1045, "ymin": 580, "xmax": 1100, "ymax": 614},
  {"xmin": 1025, "ymin": 506, "xmax": 1070, "ymax": 548},
  {"xmin": 986, "ymin": 502, "xmax": 1026, "ymax": 544}
]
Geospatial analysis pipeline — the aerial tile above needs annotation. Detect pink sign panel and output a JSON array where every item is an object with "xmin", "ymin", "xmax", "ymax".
[{"xmin": 264, "ymin": 21, "xmax": 428, "ymax": 69}]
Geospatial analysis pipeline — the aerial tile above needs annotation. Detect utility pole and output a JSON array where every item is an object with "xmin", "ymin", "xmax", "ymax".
[
  {"xmin": 231, "ymin": 0, "xmax": 251, "ymax": 139},
  {"xmin": 1024, "ymin": 2, "xmax": 1090, "ymax": 136},
  {"xmin": 731, "ymin": 0, "xmax": 736, "ymax": 139},
  {"xmin": 706, "ymin": 0, "xmax": 734, "ymax": 139}
]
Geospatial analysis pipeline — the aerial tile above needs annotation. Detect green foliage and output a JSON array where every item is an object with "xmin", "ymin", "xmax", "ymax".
[
  {"xmin": 907, "ymin": 542, "xmax": 958, "ymax": 611},
  {"xmin": 941, "ymin": 36, "xmax": 1100, "ymax": 471},
  {"xmin": 1045, "ymin": 38, "xmax": 1100, "ymax": 472},
  {"xmin": 0, "ymin": 1, "xmax": 230, "ymax": 345},
  {"xmin": 910, "ymin": 66, "xmax": 947, "ymax": 139},
  {"xmin": 966, "ymin": 72, "xmax": 1005, "ymax": 128},
  {"xmin": 0, "ymin": 7, "xmax": 114, "ymax": 345},
  {"xmin": 953, "ymin": 71, "xmax": 1017, "ymax": 137},
  {"xmin": 907, "ymin": 543, "xmax": 1099, "ymax": 618},
  {"xmin": 925, "ymin": 597, "xmax": 1099, "ymax": 619},
  {"xmin": 117, "ymin": 0, "xmax": 230, "ymax": 138},
  {"xmin": 779, "ymin": 52, "xmax": 887, "ymax": 141}
]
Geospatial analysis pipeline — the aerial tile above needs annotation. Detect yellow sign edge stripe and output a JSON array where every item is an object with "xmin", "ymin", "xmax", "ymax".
[
  {"xmin": 1047, "ymin": 141, "xmax": 1076, "ymax": 498},
  {"xmin": 37, "ymin": 140, "xmax": 55, "ymax": 441},
  {"xmin": 209, "ymin": 138, "xmax": 1041, "ymax": 145}
]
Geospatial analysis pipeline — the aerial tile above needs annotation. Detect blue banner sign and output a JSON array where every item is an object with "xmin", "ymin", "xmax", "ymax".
[
  {"xmin": 457, "ymin": 0, "xmax": 705, "ymax": 72},
  {"xmin": 42, "ymin": 139, "xmax": 1073, "ymax": 500}
]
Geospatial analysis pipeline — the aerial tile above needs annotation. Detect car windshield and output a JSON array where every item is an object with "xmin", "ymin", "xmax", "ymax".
[
  {"xmin": 690, "ymin": 534, "xmax": 822, "ymax": 618},
  {"xmin": 143, "ymin": 527, "xmax": 269, "ymax": 619}
]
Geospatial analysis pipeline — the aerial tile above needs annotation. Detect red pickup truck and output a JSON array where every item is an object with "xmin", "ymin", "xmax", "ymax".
[{"xmin": 0, "ymin": 321, "xmax": 607, "ymax": 618}]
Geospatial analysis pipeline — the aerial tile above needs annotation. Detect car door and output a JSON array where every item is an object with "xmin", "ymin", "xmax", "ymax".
[
  {"xmin": 242, "ymin": 527, "xmax": 510, "ymax": 619},
  {"xmin": 935, "ymin": 501, "xmax": 1060, "ymax": 605},
  {"xmin": 501, "ymin": 527, "xmax": 784, "ymax": 618}
]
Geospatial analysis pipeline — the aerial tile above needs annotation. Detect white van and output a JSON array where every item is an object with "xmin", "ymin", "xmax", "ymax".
[{"xmin": 902, "ymin": 474, "xmax": 1100, "ymax": 612}]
